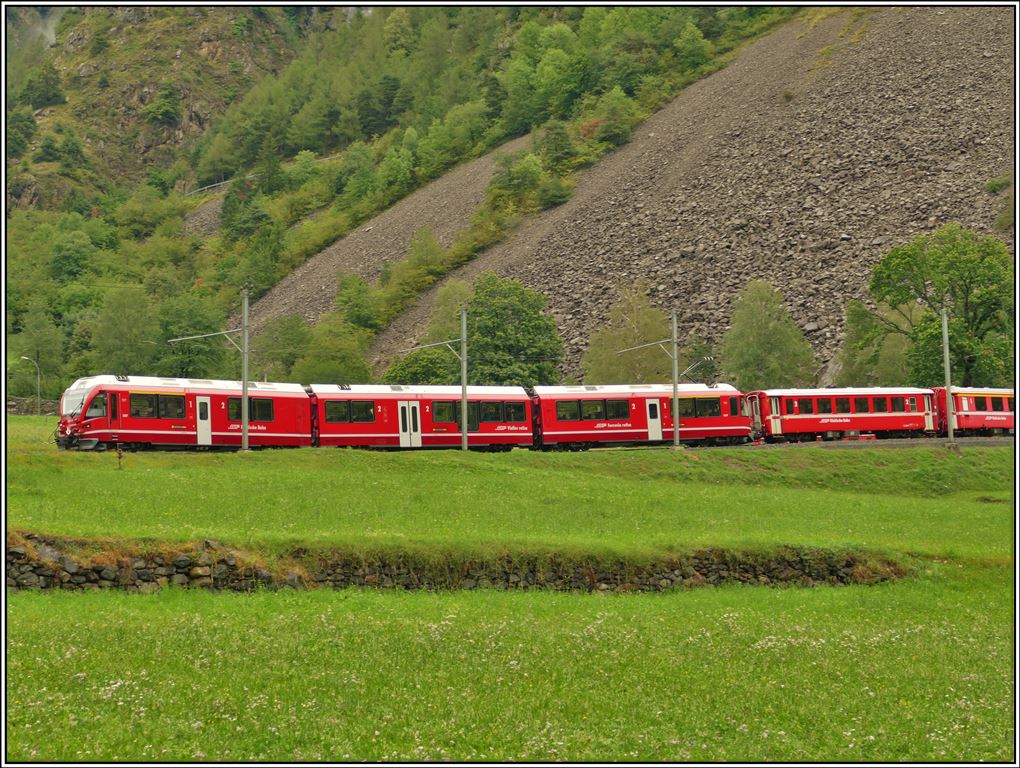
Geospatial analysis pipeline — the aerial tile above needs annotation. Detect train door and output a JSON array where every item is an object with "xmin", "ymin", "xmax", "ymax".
[
  {"xmin": 747, "ymin": 394, "xmax": 762, "ymax": 433},
  {"xmin": 646, "ymin": 399, "xmax": 662, "ymax": 441},
  {"xmin": 923, "ymin": 394, "xmax": 935, "ymax": 432},
  {"xmin": 769, "ymin": 396, "xmax": 783, "ymax": 436},
  {"xmin": 196, "ymin": 396, "xmax": 212, "ymax": 446},
  {"xmin": 398, "ymin": 400, "xmax": 422, "ymax": 448}
]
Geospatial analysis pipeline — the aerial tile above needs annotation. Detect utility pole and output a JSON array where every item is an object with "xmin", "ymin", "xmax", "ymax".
[
  {"xmin": 461, "ymin": 308, "xmax": 468, "ymax": 452},
  {"xmin": 941, "ymin": 307, "xmax": 955, "ymax": 446},
  {"xmin": 671, "ymin": 312, "xmax": 679, "ymax": 447},
  {"xmin": 617, "ymin": 319, "xmax": 715, "ymax": 448},
  {"xmin": 241, "ymin": 285, "xmax": 250, "ymax": 451},
  {"xmin": 397, "ymin": 307, "xmax": 469, "ymax": 451},
  {"xmin": 616, "ymin": 312, "xmax": 683, "ymax": 447}
]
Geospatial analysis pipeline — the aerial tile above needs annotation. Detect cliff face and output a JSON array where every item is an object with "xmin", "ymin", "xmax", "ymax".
[
  {"xmin": 7, "ymin": 7, "xmax": 307, "ymax": 208},
  {"xmin": 364, "ymin": 7, "xmax": 1012, "ymax": 378}
]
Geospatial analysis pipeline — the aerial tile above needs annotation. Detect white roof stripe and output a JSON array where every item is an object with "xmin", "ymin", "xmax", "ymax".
[
  {"xmin": 532, "ymin": 383, "xmax": 738, "ymax": 395},
  {"xmin": 309, "ymin": 384, "xmax": 530, "ymax": 397},
  {"xmin": 756, "ymin": 387, "xmax": 934, "ymax": 396},
  {"xmin": 66, "ymin": 375, "xmax": 307, "ymax": 394}
]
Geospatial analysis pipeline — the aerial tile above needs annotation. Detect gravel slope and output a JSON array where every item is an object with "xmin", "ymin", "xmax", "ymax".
[
  {"xmin": 240, "ymin": 134, "xmax": 532, "ymax": 335},
  {"xmin": 369, "ymin": 7, "xmax": 1014, "ymax": 379}
]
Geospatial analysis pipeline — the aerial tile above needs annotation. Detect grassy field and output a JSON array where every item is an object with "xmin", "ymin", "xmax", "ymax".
[
  {"xmin": 6, "ymin": 417, "xmax": 1014, "ymax": 560},
  {"xmin": 7, "ymin": 565, "xmax": 1013, "ymax": 762},
  {"xmin": 5, "ymin": 416, "xmax": 1015, "ymax": 761}
]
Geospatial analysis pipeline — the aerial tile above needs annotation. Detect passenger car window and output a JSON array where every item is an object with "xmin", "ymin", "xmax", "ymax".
[
  {"xmin": 975, "ymin": 396, "xmax": 988, "ymax": 411},
  {"xmin": 606, "ymin": 400, "xmax": 629, "ymax": 420},
  {"xmin": 677, "ymin": 398, "xmax": 695, "ymax": 418},
  {"xmin": 854, "ymin": 398, "xmax": 869, "ymax": 413},
  {"xmin": 130, "ymin": 393, "xmax": 157, "ymax": 418},
  {"xmin": 816, "ymin": 398, "xmax": 832, "ymax": 414},
  {"xmin": 798, "ymin": 398, "xmax": 814, "ymax": 415},
  {"xmin": 835, "ymin": 398, "xmax": 850, "ymax": 413},
  {"xmin": 697, "ymin": 398, "xmax": 721, "ymax": 417},
  {"xmin": 351, "ymin": 401, "xmax": 375, "ymax": 423},
  {"xmin": 873, "ymin": 398, "xmax": 888, "ymax": 413},
  {"xmin": 581, "ymin": 400, "xmax": 606, "ymax": 420},
  {"xmin": 159, "ymin": 395, "xmax": 185, "ymax": 419},
  {"xmin": 503, "ymin": 402, "xmax": 527, "ymax": 423},
  {"xmin": 556, "ymin": 400, "xmax": 580, "ymax": 421},
  {"xmin": 991, "ymin": 397, "xmax": 1004, "ymax": 412},
  {"xmin": 891, "ymin": 397, "xmax": 905, "ymax": 412},
  {"xmin": 325, "ymin": 401, "xmax": 351, "ymax": 423},
  {"xmin": 432, "ymin": 401, "xmax": 455, "ymax": 423},
  {"xmin": 228, "ymin": 397, "xmax": 273, "ymax": 422},
  {"xmin": 480, "ymin": 402, "xmax": 503, "ymax": 422}
]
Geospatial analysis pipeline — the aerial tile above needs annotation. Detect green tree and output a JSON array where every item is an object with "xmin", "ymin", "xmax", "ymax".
[
  {"xmin": 868, "ymin": 224, "xmax": 1014, "ymax": 386},
  {"xmin": 377, "ymin": 145, "xmax": 415, "ymax": 204},
  {"xmin": 255, "ymin": 131, "xmax": 284, "ymax": 195},
  {"xmin": 534, "ymin": 48, "xmax": 578, "ymax": 119},
  {"xmin": 466, "ymin": 272, "xmax": 562, "ymax": 385},
  {"xmin": 907, "ymin": 314, "xmax": 1013, "ymax": 388},
  {"xmin": 535, "ymin": 120, "xmax": 574, "ymax": 173},
  {"xmin": 253, "ymin": 314, "xmax": 312, "ymax": 381},
  {"xmin": 32, "ymin": 134, "xmax": 61, "ymax": 163},
  {"xmin": 290, "ymin": 312, "xmax": 372, "ymax": 384},
  {"xmin": 501, "ymin": 58, "xmax": 538, "ymax": 135},
  {"xmin": 426, "ymin": 278, "xmax": 472, "ymax": 342},
  {"xmin": 91, "ymin": 288, "xmax": 160, "ymax": 375},
  {"xmin": 336, "ymin": 273, "xmax": 382, "ymax": 330},
  {"xmin": 720, "ymin": 280, "xmax": 816, "ymax": 391},
  {"xmin": 674, "ymin": 21, "xmax": 714, "ymax": 70},
  {"xmin": 220, "ymin": 179, "xmax": 271, "ymax": 241},
  {"xmin": 20, "ymin": 63, "xmax": 63, "ymax": 108},
  {"xmin": 581, "ymin": 282, "xmax": 671, "ymax": 383},
  {"xmin": 592, "ymin": 86, "xmax": 641, "ymax": 146},
  {"xmin": 384, "ymin": 347, "xmax": 458, "ymax": 385},
  {"xmin": 154, "ymin": 294, "xmax": 226, "ymax": 378},
  {"xmin": 58, "ymin": 132, "xmax": 87, "ymax": 169},
  {"xmin": 9, "ymin": 302, "xmax": 65, "ymax": 398},
  {"xmin": 383, "ymin": 7, "xmax": 414, "ymax": 53},
  {"xmin": 6, "ymin": 107, "xmax": 37, "ymax": 159},
  {"xmin": 835, "ymin": 300, "xmax": 912, "ymax": 386},
  {"xmin": 141, "ymin": 85, "xmax": 182, "ymax": 126},
  {"xmin": 50, "ymin": 231, "xmax": 95, "ymax": 283}
]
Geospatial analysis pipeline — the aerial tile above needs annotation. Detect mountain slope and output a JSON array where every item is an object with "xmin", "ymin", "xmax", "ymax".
[
  {"xmin": 242, "ymin": 134, "xmax": 531, "ymax": 335},
  {"xmin": 369, "ymin": 7, "xmax": 1013, "ymax": 378},
  {"xmin": 6, "ymin": 7, "xmax": 304, "ymax": 209}
]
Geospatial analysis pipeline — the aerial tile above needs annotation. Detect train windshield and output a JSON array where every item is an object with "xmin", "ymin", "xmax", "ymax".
[{"xmin": 60, "ymin": 388, "xmax": 90, "ymax": 416}]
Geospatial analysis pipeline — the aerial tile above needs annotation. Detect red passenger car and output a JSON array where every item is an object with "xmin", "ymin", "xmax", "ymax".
[
  {"xmin": 746, "ymin": 387, "xmax": 936, "ymax": 442},
  {"xmin": 531, "ymin": 384, "xmax": 751, "ymax": 448},
  {"xmin": 56, "ymin": 375, "xmax": 313, "ymax": 450},
  {"xmin": 311, "ymin": 385, "xmax": 533, "ymax": 450},
  {"xmin": 932, "ymin": 387, "xmax": 1015, "ymax": 436}
]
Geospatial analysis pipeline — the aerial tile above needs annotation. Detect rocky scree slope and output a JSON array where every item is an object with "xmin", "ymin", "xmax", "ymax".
[
  {"xmin": 370, "ymin": 7, "xmax": 1013, "ymax": 380},
  {"xmin": 242, "ymin": 135, "xmax": 532, "ymax": 336}
]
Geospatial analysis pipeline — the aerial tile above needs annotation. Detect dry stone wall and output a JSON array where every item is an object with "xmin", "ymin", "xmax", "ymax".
[{"xmin": 7, "ymin": 533, "xmax": 904, "ymax": 594}]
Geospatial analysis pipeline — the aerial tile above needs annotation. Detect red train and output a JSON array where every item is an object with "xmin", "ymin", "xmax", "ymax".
[
  {"xmin": 747, "ymin": 386, "xmax": 1014, "ymax": 442},
  {"xmin": 55, "ymin": 375, "xmax": 1013, "ymax": 451},
  {"xmin": 531, "ymin": 384, "xmax": 750, "ymax": 448}
]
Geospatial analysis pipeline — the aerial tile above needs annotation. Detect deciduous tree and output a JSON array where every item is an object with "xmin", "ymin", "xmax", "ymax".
[{"xmin": 720, "ymin": 280, "xmax": 815, "ymax": 391}]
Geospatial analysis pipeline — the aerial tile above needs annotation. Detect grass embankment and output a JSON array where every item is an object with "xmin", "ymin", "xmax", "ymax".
[
  {"xmin": 6, "ymin": 417, "xmax": 1013, "ymax": 563},
  {"xmin": 7, "ymin": 564, "xmax": 1013, "ymax": 762},
  {"xmin": 6, "ymin": 417, "xmax": 1015, "ymax": 761}
]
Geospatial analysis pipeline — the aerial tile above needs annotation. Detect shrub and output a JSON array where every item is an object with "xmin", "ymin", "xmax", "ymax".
[{"xmin": 141, "ymin": 85, "xmax": 182, "ymax": 126}]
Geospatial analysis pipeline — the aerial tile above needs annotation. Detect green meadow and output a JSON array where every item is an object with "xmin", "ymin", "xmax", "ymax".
[{"xmin": 5, "ymin": 416, "xmax": 1015, "ymax": 761}]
